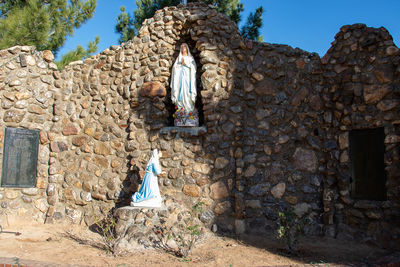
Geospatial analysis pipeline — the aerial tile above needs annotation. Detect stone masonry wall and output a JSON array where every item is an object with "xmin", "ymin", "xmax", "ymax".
[
  {"xmin": 0, "ymin": 3, "xmax": 399, "ymax": 249},
  {"xmin": 236, "ymin": 42, "xmax": 325, "ymax": 236},
  {"xmin": 0, "ymin": 46, "xmax": 56, "ymax": 221},
  {"xmin": 321, "ymin": 24, "xmax": 400, "ymax": 248}
]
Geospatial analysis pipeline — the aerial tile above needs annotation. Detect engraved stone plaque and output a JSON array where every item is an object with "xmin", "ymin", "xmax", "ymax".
[{"xmin": 1, "ymin": 127, "xmax": 40, "ymax": 187}]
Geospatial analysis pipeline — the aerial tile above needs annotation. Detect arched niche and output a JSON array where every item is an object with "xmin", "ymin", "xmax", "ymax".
[
  {"xmin": 164, "ymin": 36, "xmax": 205, "ymax": 127},
  {"xmin": 133, "ymin": 3, "xmax": 239, "ymax": 133}
]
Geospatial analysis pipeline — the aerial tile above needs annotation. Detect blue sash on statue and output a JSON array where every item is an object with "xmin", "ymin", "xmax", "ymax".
[{"xmin": 132, "ymin": 164, "xmax": 155, "ymax": 202}]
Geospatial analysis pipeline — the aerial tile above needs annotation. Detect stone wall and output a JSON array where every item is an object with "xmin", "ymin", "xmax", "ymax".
[
  {"xmin": 235, "ymin": 42, "xmax": 325, "ymax": 236},
  {"xmin": 321, "ymin": 24, "xmax": 400, "ymax": 248},
  {"xmin": 0, "ymin": 46, "xmax": 56, "ymax": 221},
  {"xmin": 0, "ymin": 2, "xmax": 398, "ymax": 249}
]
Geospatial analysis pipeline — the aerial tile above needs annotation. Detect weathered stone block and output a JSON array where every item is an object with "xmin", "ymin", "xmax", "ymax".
[
  {"xmin": 363, "ymin": 84, "xmax": 390, "ymax": 104},
  {"xmin": 249, "ymin": 183, "xmax": 270, "ymax": 197},
  {"xmin": 5, "ymin": 191, "xmax": 20, "ymax": 199},
  {"xmin": 3, "ymin": 109, "xmax": 25, "ymax": 122},
  {"xmin": 271, "ymin": 182, "xmax": 286, "ymax": 199},
  {"xmin": 94, "ymin": 143, "xmax": 111, "ymax": 156},
  {"xmin": 34, "ymin": 198, "xmax": 48, "ymax": 213},
  {"xmin": 245, "ymin": 200, "xmax": 261, "ymax": 209},
  {"xmin": 65, "ymin": 207, "xmax": 82, "ymax": 224},
  {"xmin": 338, "ymin": 132, "xmax": 349, "ymax": 150},
  {"xmin": 139, "ymin": 81, "xmax": 166, "ymax": 98},
  {"xmin": 183, "ymin": 184, "xmax": 201, "ymax": 197},
  {"xmin": 63, "ymin": 189, "xmax": 76, "ymax": 201},
  {"xmin": 377, "ymin": 99, "xmax": 398, "ymax": 111},
  {"xmin": 168, "ymin": 168, "xmax": 182, "ymax": 179},
  {"xmin": 215, "ymin": 157, "xmax": 229, "ymax": 169},
  {"xmin": 93, "ymin": 156, "xmax": 109, "ymax": 168},
  {"xmin": 62, "ymin": 125, "xmax": 79, "ymax": 136},
  {"xmin": 374, "ymin": 65, "xmax": 393, "ymax": 83},
  {"xmin": 40, "ymin": 131, "xmax": 48, "ymax": 144},
  {"xmin": 386, "ymin": 45, "xmax": 399, "ymax": 56},
  {"xmin": 251, "ymin": 72, "xmax": 264, "ymax": 81},
  {"xmin": 285, "ymin": 196, "xmax": 298, "ymax": 205},
  {"xmin": 42, "ymin": 50, "xmax": 54, "ymax": 62},
  {"xmin": 235, "ymin": 219, "xmax": 246, "ymax": 234},
  {"xmin": 244, "ymin": 164, "xmax": 257, "ymax": 178},
  {"xmin": 15, "ymin": 92, "xmax": 30, "ymax": 100},
  {"xmin": 46, "ymin": 184, "xmax": 56, "ymax": 196},
  {"xmin": 50, "ymin": 141, "xmax": 68, "ymax": 152},
  {"xmin": 214, "ymin": 201, "xmax": 231, "ymax": 215},
  {"xmin": 365, "ymin": 211, "xmax": 382, "ymax": 219},
  {"xmin": 22, "ymin": 188, "xmax": 39, "ymax": 196},
  {"xmin": 254, "ymin": 77, "xmax": 275, "ymax": 95},
  {"xmin": 72, "ymin": 136, "xmax": 88, "ymax": 147},
  {"xmin": 294, "ymin": 203, "xmax": 311, "ymax": 217},
  {"xmin": 210, "ymin": 181, "xmax": 229, "ymax": 200},
  {"xmin": 193, "ymin": 163, "xmax": 211, "ymax": 174},
  {"xmin": 293, "ymin": 148, "xmax": 318, "ymax": 172},
  {"xmin": 91, "ymin": 192, "xmax": 106, "ymax": 201},
  {"xmin": 196, "ymin": 176, "xmax": 210, "ymax": 186},
  {"xmin": 291, "ymin": 88, "xmax": 309, "ymax": 106}
]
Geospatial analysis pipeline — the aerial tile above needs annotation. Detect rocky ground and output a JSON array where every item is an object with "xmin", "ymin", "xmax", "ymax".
[{"xmin": 0, "ymin": 221, "xmax": 399, "ymax": 267}]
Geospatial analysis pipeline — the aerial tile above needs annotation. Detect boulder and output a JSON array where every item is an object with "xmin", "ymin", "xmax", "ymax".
[{"xmin": 139, "ymin": 81, "xmax": 166, "ymax": 98}]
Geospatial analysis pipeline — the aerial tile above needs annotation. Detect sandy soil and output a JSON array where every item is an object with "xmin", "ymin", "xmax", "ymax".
[{"xmin": 0, "ymin": 220, "xmax": 398, "ymax": 267}]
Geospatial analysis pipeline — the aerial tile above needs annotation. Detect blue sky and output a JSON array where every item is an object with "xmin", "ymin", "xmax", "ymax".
[{"xmin": 56, "ymin": 0, "xmax": 400, "ymax": 60}]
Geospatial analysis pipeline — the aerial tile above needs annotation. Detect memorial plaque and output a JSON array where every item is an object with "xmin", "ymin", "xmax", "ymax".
[{"xmin": 1, "ymin": 127, "xmax": 39, "ymax": 187}]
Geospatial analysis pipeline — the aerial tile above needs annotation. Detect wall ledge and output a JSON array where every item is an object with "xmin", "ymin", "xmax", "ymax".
[{"xmin": 160, "ymin": 126, "xmax": 207, "ymax": 137}]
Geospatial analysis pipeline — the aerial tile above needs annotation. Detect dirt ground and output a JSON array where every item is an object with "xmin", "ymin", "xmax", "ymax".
[{"xmin": 0, "ymin": 220, "xmax": 399, "ymax": 267}]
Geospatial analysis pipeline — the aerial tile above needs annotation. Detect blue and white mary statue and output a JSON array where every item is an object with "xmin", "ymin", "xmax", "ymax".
[
  {"xmin": 170, "ymin": 43, "xmax": 199, "ymax": 126},
  {"xmin": 131, "ymin": 149, "xmax": 162, "ymax": 208}
]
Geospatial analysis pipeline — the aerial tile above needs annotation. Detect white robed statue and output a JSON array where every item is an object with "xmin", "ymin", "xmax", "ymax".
[
  {"xmin": 170, "ymin": 43, "xmax": 199, "ymax": 126},
  {"xmin": 131, "ymin": 149, "xmax": 162, "ymax": 208}
]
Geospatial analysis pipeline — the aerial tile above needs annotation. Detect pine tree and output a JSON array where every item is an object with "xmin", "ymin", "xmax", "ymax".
[
  {"xmin": 115, "ymin": 0, "xmax": 262, "ymax": 43},
  {"xmin": 116, "ymin": 6, "xmax": 135, "ymax": 44},
  {"xmin": 203, "ymin": 0, "xmax": 243, "ymax": 24},
  {"xmin": 0, "ymin": 0, "xmax": 97, "ymax": 55},
  {"xmin": 56, "ymin": 36, "xmax": 100, "ymax": 69},
  {"xmin": 0, "ymin": 0, "xmax": 51, "ymax": 50},
  {"xmin": 241, "ymin": 6, "xmax": 263, "ymax": 41}
]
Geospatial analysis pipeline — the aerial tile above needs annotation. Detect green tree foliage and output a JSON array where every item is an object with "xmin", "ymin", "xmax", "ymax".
[
  {"xmin": 0, "ymin": 0, "xmax": 97, "ymax": 55},
  {"xmin": 0, "ymin": 0, "xmax": 50, "ymax": 50},
  {"xmin": 203, "ymin": 0, "xmax": 243, "ymax": 24},
  {"xmin": 116, "ymin": 6, "xmax": 135, "ymax": 44},
  {"xmin": 115, "ymin": 0, "xmax": 263, "ymax": 43},
  {"xmin": 56, "ymin": 36, "xmax": 100, "ymax": 69},
  {"xmin": 0, "ymin": 0, "xmax": 27, "ymax": 18},
  {"xmin": 241, "ymin": 6, "xmax": 263, "ymax": 40}
]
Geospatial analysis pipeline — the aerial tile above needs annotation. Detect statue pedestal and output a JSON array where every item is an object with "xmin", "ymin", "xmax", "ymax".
[
  {"xmin": 173, "ymin": 108, "xmax": 199, "ymax": 126},
  {"xmin": 130, "ymin": 196, "xmax": 162, "ymax": 208}
]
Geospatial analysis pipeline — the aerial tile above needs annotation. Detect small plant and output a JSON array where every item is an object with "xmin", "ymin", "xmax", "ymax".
[
  {"xmin": 13, "ymin": 257, "xmax": 21, "ymax": 267},
  {"xmin": 93, "ymin": 212, "xmax": 119, "ymax": 254},
  {"xmin": 277, "ymin": 207, "xmax": 309, "ymax": 253},
  {"xmin": 64, "ymin": 211, "xmax": 121, "ymax": 255},
  {"xmin": 177, "ymin": 201, "xmax": 205, "ymax": 258},
  {"xmin": 155, "ymin": 201, "xmax": 205, "ymax": 259}
]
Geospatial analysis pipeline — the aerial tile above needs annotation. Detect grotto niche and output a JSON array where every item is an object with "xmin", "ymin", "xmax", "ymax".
[{"xmin": 166, "ymin": 39, "xmax": 204, "ymax": 127}]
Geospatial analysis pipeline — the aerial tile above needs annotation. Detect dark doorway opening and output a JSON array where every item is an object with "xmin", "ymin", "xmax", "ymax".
[{"xmin": 349, "ymin": 127, "xmax": 386, "ymax": 200}]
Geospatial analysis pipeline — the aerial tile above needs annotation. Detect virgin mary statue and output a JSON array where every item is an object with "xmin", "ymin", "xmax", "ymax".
[
  {"xmin": 131, "ymin": 149, "xmax": 162, "ymax": 208},
  {"xmin": 170, "ymin": 43, "xmax": 199, "ymax": 126}
]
